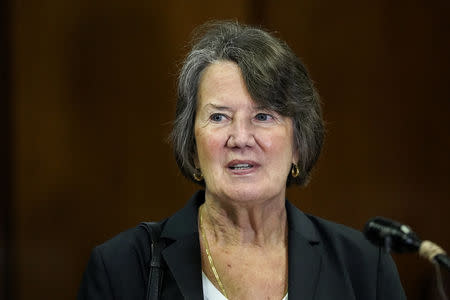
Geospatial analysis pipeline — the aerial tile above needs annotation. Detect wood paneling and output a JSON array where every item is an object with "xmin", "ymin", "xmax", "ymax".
[
  {"xmin": 1, "ymin": 0, "xmax": 12, "ymax": 299},
  {"xmin": 9, "ymin": 1, "xmax": 449, "ymax": 299}
]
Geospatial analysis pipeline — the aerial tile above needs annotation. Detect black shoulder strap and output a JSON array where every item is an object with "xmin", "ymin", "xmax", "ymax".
[{"xmin": 139, "ymin": 222, "xmax": 167, "ymax": 300}]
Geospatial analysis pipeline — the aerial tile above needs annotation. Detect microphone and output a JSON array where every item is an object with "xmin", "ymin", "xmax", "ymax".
[
  {"xmin": 363, "ymin": 217, "xmax": 421, "ymax": 253},
  {"xmin": 363, "ymin": 217, "xmax": 450, "ymax": 271}
]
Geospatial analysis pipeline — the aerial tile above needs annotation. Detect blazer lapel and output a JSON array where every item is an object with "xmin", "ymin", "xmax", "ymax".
[
  {"xmin": 160, "ymin": 191, "xmax": 205, "ymax": 300},
  {"xmin": 162, "ymin": 234, "xmax": 203, "ymax": 299},
  {"xmin": 286, "ymin": 201, "xmax": 322, "ymax": 300}
]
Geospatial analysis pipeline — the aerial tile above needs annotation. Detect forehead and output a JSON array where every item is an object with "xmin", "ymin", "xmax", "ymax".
[{"xmin": 197, "ymin": 61, "xmax": 254, "ymax": 109}]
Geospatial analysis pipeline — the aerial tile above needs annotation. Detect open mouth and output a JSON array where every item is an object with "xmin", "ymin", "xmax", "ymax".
[{"xmin": 229, "ymin": 163, "xmax": 253, "ymax": 170}]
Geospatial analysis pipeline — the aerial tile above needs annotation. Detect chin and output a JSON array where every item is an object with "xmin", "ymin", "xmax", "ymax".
[
  {"xmin": 221, "ymin": 184, "xmax": 284, "ymax": 204},
  {"xmin": 227, "ymin": 189, "xmax": 263, "ymax": 203},
  {"xmin": 204, "ymin": 175, "xmax": 287, "ymax": 204}
]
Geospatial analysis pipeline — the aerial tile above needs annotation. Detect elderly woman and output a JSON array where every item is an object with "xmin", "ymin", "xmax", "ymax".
[{"xmin": 78, "ymin": 21, "xmax": 406, "ymax": 300}]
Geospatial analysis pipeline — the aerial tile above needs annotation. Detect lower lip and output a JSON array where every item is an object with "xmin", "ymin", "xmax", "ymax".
[{"xmin": 227, "ymin": 166, "xmax": 258, "ymax": 175}]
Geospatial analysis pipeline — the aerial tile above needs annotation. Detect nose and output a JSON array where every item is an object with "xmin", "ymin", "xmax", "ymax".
[{"xmin": 226, "ymin": 118, "xmax": 256, "ymax": 149}]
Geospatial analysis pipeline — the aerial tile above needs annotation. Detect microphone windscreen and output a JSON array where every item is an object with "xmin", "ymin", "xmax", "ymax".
[{"xmin": 363, "ymin": 216, "xmax": 421, "ymax": 253}]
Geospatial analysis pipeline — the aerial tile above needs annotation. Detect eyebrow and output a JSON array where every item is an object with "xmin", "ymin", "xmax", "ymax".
[
  {"xmin": 202, "ymin": 103, "xmax": 233, "ymax": 111},
  {"xmin": 200, "ymin": 103, "xmax": 274, "ymax": 114},
  {"xmin": 253, "ymin": 105, "xmax": 270, "ymax": 111}
]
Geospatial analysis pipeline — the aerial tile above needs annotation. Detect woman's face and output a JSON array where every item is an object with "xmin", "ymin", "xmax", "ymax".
[{"xmin": 194, "ymin": 61, "xmax": 298, "ymax": 204}]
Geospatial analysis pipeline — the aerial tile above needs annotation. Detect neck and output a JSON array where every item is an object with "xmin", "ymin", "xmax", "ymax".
[{"xmin": 201, "ymin": 189, "xmax": 288, "ymax": 248}]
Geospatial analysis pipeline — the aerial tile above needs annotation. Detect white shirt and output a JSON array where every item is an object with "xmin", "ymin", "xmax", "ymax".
[{"xmin": 202, "ymin": 272, "xmax": 288, "ymax": 300}]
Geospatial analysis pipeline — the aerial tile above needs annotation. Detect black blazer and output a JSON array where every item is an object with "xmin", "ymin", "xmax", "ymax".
[{"xmin": 78, "ymin": 191, "xmax": 406, "ymax": 299}]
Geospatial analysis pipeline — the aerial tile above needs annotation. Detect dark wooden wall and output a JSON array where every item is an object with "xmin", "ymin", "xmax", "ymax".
[
  {"xmin": 1, "ymin": 0, "xmax": 12, "ymax": 298},
  {"xmin": 5, "ymin": 0, "xmax": 449, "ymax": 299}
]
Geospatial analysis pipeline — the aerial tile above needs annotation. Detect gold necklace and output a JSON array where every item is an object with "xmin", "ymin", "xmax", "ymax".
[
  {"xmin": 199, "ymin": 205, "xmax": 229, "ymax": 299},
  {"xmin": 199, "ymin": 205, "xmax": 289, "ymax": 299}
]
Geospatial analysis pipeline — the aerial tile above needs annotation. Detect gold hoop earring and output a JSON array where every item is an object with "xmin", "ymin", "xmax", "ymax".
[
  {"xmin": 291, "ymin": 163, "xmax": 300, "ymax": 178},
  {"xmin": 193, "ymin": 169, "xmax": 203, "ymax": 181}
]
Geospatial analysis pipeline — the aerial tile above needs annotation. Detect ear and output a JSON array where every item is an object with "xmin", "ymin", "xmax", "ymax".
[{"xmin": 194, "ymin": 157, "xmax": 200, "ymax": 169}]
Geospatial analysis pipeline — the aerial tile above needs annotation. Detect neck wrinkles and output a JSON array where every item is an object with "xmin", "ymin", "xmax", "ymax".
[{"xmin": 200, "ymin": 192, "xmax": 288, "ymax": 247}]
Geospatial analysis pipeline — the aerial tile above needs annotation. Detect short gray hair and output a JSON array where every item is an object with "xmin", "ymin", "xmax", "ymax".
[{"xmin": 171, "ymin": 21, "xmax": 324, "ymax": 186}]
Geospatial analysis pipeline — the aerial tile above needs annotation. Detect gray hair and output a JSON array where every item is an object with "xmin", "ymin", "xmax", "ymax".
[{"xmin": 171, "ymin": 21, "xmax": 324, "ymax": 186}]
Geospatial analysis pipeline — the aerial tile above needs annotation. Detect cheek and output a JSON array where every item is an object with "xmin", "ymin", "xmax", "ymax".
[
  {"xmin": 260, "ymin": 129, "xmax": 294, "ymax": 157},
  {"xmin": 196, "ymin": 130, "xmax": 224, "ymax": 165}
]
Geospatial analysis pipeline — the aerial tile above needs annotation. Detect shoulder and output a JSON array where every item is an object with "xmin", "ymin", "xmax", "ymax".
[
  {"xmin": 94, "ymin": 224, "xmax": 153, "ymax": 275},
  {"xmin": 96, "ymin": 220, "xmax": 169, "ymax": 271},
  {"xmin": 303, "ymin": 214, "xmax": 406, "ymax": 299},
  {"xmin": 307, "ymin": 214, "xmax": 376, "ymax": 256},
  {"xmin": 287, "ymin": 200, "xmax": 375, "ymax": 259},
  {"xmin": 304, "ymin": 214, "xmax": 382, "ymax": 276},
  {"xmin": 97, "ymin": 224, "xmax": 151, "ymax": 256},
  {"xmin": 78, "ymin": 224, "xmax": 156, "ymax": 299}
]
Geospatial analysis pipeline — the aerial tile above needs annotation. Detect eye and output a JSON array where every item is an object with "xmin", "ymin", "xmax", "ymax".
[
  {"xmin": 210, "ymin": 113, "xmax": 227, "ymax": 122},
  {"xmin": 255, "ymin": 113, "xmax": 273, "ymax": 122}
]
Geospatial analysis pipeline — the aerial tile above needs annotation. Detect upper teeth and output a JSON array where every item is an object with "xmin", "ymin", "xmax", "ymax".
[{"xmin": 230, "ymin": 164, "xmax": 252, "ymax": 169}]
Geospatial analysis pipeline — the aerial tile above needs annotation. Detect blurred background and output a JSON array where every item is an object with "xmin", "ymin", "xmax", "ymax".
[{"xmin": 1, "ymin": 0, "xmax": 449, "ymax": 299}]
